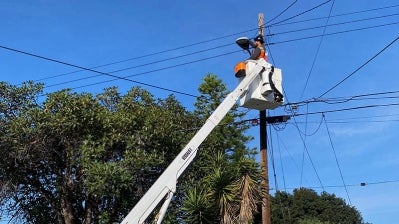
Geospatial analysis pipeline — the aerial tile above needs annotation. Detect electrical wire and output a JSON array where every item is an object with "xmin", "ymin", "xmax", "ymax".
[
  {"xmin": 31, "ymin": 4, "xmax": 398, "ymax": 87},
  {"xmin": 0, "ymin": 44, "xmax": 201, "ymax": 98},
  {"xmin": 279, "ymin": 89, "xmax": 325, "ymax": 190},
  {"xmin": 269, "ymin": 0, "xmax": 333, "ymax": 27},
  {"xmin": 270, "ymin": 21, "xmax": 399, "ymax": 45},
  {"xmin": 43, "ymin": 18, "xmax": 395, "ymax": 92},
  {"xmin": 271, "ymin": 4, "xmax": 399, "ymax": 28},
  {"xmin": 285, "ymin": 89, "xmax": 399, "ymax": 107},
  {"xmin": 271, "ymin": 179, "xmax": 399, "ymax": 190},
  {"xmin": 268, "ymin": 126, "xmax": 289, "ymax": 224},
  {"xmin": 299, "ymin": 0, "xmax": 335, "ymax": 99},
  {"xmin": 297, "ymin": 0, "xmax": 335, "ymax": 186},
  {"xmin": 36, "ymin": 43, "xmax": 235, "ymax": 84},
  {"xmin": 297, "ymin": 114, "xmax": 324, "ymax": 137},
  {"xmin": 300, "ymin": 104, "xmax": 309, "ymax": 186},
  {"xmin": 44, "ymin": 49, "xmax": 241, "ymax": 89},
  {"xmin": 294, "ymin": 102, "xmax": 399, "ymax": 117},
  {"xmin": 276, "ymin": 132, "xmax": 288, "ymax": 192},
  {"xmin": 322, "ymin": 113, "xmax": 352, "ymax": 205},
  {"xmin": 269, "ymin": 13, "xmax": 399, "ymax": 36},
  {"xmin": 6, "ymin": 16, "xmax": 396, "ymax": 93},
  {"xmin": 32, "ymin": 30, "xmax": 256, "ymax": 83},
  {"xmin": 12, "ymin": 3, "xmax": 398, "ymax": 91},
  {"xmin": 266, "ymin": 0, "xmax": 298, "ymax": 24},
  {"xmin": 275, "ymin": 131, "xmax": 313, "ymax": 188},
  {"xmin": 291, "ymin": 119, "xmax": 399, "ymax": 124},
  {"xmin": 28, "ymin": 0, "xmax": 343, "ymax": 86},
  {"xmin": 268, "ymin": 122, "xmax": 279, "ymax": 191},
  {"xmin": 319, "ymin": 34, "xmax": 399, "ymax": 97}
]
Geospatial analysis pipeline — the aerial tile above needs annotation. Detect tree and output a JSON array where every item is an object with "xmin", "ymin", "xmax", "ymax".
[
  {"xmin": 271, "ymin": 188, "xmax": 363, "ymax": 224},
  {"xmin": 0, "ymin": 83, "xmax": 195, "ymax": 223}
]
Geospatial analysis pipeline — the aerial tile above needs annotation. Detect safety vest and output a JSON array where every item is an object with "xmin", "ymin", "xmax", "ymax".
[{"xmin": 258, "ymin": 46, "xmax": 268, "ymax": 61}]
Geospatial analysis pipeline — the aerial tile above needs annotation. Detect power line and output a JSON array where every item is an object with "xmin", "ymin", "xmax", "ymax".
[
  {"xmin": 285, "ymin": 89, "xmax": 399, "ymax": 107},
  {"xmin": 291, "ymin": 118, "xmax": 399, "ymax": 124},
  {"xmin": 11, "ymin": 3, "xmax": 398, "ymax": 90},
  {"xmin": 299, "ymin": 0, "xmax": 335, "ymax": 99},
  {"xmin": 30, "ymin": 0, "xmax": 338, "ymax": 85},
  {"xmin": 275, "ymin": 132, "xmax": 313, "ymax": 188},
  {"xmin": 266, "ymin": 0, "xmax": 298, "ymax": 24},
  {"xmin": 271, "ymin": 4, "xmax": 399, "ymax": 27},
  {"xmin": 33, "ymin": 30, "xmax": 256, "ymax": 83},
  {"xmin": 294, "ymin": 102, "xmax": 399, "ymax": 117},
  {"xmin": 46, "ymin": 20, "xmax": 399, "ymax": 94},
  {"xmin": 319, "ymin": 34, "xmax": 399, "ymax": 97},
  {"xmin": 44, "ymin": 50, "xmax": 241, "ymax": 90},
  {"xmin": 31, "ymin": 0, "xmax": 334, "ymax": 85},
  {"xmin": 8, "ymin": 15, "xmax": 396, "ymax": 93},
  {"xmin": 241, "ymin": 109, "xmax": 399, "ymax": 126},
  {"xmin": 270, "ymin": 21, "xmax": 399, "ymax": 45},
  {"xmin": 269, "ymin": 0, "xmax": 333, "ymax": 27},
  {"xmin": 269, "ymin": 13, "xmax": 399, "ymax": 37},
  {"xmin": 270, "ymin": 179, "xmax": 399, "ymax": 191},
  {"xmin": 0, "ymin": 44, "xmax": 200, "ymax": 98},
  {"xmin": 34, "ymin": 3, "xmax": 398, "ymax": 86},
  {"xmin": 296, "ymin": 114, "xmax": 324, "ymax": 137},
  {"xmin": 280, "ymin": 90, "xmax": 326, "ymax": 190},
  {"xmin": 36, "ymin": 43, "xmax": 235, "ymax": 83},
  {"xmin": 268, "ymin": 124, "xmax": 279, "ymax": 191},
  {"xmin": 299, "ymin": 104, "xmax": 309, "ymax": 187},
  {"xmin": 2, "ymin": 8, "xmax": 396, "ymax": 102},
  {"xmin": 322, "ymin": 113, "xmax": 352, "ymax": 205}
]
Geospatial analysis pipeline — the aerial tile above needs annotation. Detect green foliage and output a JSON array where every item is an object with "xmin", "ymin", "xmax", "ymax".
[
  {"xmin": 182, "ymin": 187, "xmax": 216, "ymax": 223},
  {"xmin": 0, "ymin": 78, "xmax": 365, "ymax": 224},
  {"xmin": 0, "ymin": 83, "xmax": 194, "ymax": 223},
  {"xmin": 271, "ymin": 188, "xmax": 363, "ymax": 224},
  {"xmin": 298, "ymin": 217, "xmax": 330, "ymax": 224}
]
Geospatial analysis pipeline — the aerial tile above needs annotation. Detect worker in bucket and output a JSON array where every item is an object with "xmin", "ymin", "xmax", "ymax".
[
  {"xmin": 248, "ymin": 34, "xmax": 268, "ymax": 61},
  {"xmin": 235, "ymin": 35, "xmax": 268, "ymax": 77}
]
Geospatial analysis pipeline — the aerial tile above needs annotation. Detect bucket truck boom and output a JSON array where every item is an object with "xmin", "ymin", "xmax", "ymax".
[{"xmin": 121, "ymin": 58, "xmax": 280, "ymax": 224}]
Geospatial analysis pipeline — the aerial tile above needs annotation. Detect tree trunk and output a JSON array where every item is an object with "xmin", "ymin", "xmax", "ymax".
[
  {"xmin": 61, "ymin": 183, "xmax": 75, "ymax": 224},
  {"xmin": 84, "ymin": 193, "xmax": 96, "ymax": 224},
  {"xmin": 61, "ymin": 147, "xmax": 76, "ymax": 224}
]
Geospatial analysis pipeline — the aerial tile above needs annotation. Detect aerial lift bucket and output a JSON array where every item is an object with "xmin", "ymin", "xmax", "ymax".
[{"xmin": 235, "ymin": 59, "xmax": 284, "ymax": 110}]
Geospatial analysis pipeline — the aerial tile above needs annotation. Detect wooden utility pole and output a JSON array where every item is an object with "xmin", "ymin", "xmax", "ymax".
[{"xmin": 258, "ymin": 12, "xmax": 271, "ymax": 224}]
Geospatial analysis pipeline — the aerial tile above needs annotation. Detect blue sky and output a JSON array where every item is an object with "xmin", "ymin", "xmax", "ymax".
[{"xmin": 1, "ymin": 0, "xmax": 399, "ymax": 223}]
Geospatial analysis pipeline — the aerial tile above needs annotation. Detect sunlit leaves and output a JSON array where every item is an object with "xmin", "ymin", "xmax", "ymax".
[{"xmin": 0, "ymin": 83, "xmax": 194, "ymax": 223}]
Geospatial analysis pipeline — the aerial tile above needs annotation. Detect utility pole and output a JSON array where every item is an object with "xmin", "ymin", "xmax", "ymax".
[{"xmin": 258, "ymin": 12, "xmax": 271, "ymax": 224}]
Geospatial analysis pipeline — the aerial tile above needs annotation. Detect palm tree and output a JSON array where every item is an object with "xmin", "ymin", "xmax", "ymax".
[{"xmin": 233, "ymin": 157, "xmax": 262, "ymax": 223}]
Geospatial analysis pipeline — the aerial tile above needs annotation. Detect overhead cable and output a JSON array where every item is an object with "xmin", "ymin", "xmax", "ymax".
[
  {"xmin": 49, "ymin": 50, "xmax": 241, "ymax": 92},
  {"xmin": 270, "ymin": 21, "xmax": 399, "ymax": 45},
  {"xmin": 53, "ymin": 20, "xmax": 399, "ymax": 95},
  {"xmin": 269, "ymin": 13, "xmax": 399, "ymax": 37},
  {"xmin": 299, "ymin": 0, "xmax": 335, "ymax": 99},
  {"xmin": 280, "ymin": 89, "xmax": 325, "ymax": 190},
  {"xmin": 33, "ymin": 30, "xmax": 255, "ymax": 83},
  {"xmin": 269, "ymin": 0, "xmax": 333, "ymax": 26},
  {"xmin": 271, "ymin": 179, "xmax": 399, "ymax": 190},
  {"xmin": 322, "ymin": 113, "xmax": 352, "ymax": 205},
  {"xmin": 0, "ymin": 45, "xmax": 198, "ymax": 98},
  {"xmin": 30, "ymin": 3, "xmax": 399, "ymax": 86},
  {"xmin": 319, "ymin": 34, "xmax": 399, "ymax": 97},
  {"xmin": 266, "ymin": 0, "xmax": 298, "ymax": 24},
  {"xmin": 294, "ymin": 102, "xmax": 399, "ymax": 117},
  {"xmin": 272, "ymin": 4, "xmax": 399, "ymax": 27}
]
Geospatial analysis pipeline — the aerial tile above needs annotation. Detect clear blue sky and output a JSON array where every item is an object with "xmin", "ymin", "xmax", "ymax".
[{"xmin": 1, "ymin": 1, "xmax": 399, "ymax": 223}]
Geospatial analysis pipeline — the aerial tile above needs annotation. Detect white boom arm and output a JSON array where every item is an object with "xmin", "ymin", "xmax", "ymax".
[{"xmin": 121, "ymin": 59, "xmax": 271, "ymax": 224}]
